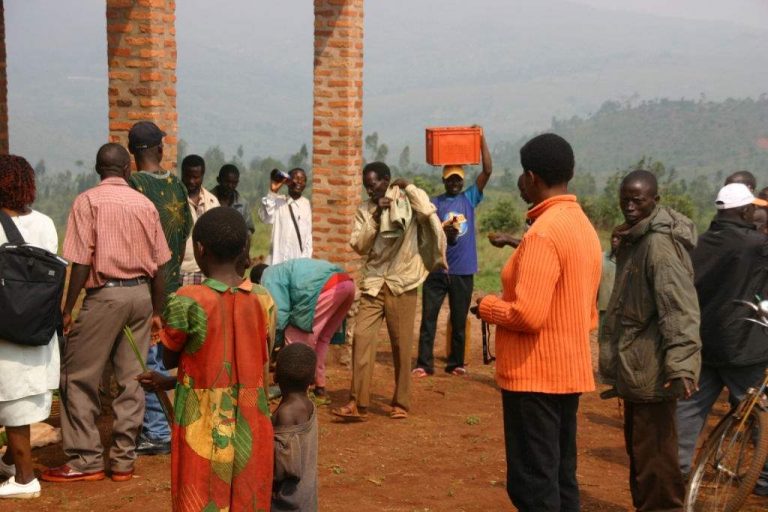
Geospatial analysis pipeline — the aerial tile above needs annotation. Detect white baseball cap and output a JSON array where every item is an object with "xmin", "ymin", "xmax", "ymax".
[{"xmin": 715, "ymin": 183, "xmax": 768, "ymax": 210}]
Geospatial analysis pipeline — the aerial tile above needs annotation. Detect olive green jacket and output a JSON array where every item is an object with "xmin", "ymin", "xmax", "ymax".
[{"xmin": 598, "ymin": 206, "xmax": 701, "ymax": 402}]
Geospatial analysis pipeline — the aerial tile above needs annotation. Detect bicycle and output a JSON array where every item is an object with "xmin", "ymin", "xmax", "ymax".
[{"xmin": 685, "ymin": 299, "xmax": 768, "ymax": 512}]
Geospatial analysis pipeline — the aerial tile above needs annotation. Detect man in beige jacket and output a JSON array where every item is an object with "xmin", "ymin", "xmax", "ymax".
[{"xmin": 332, "ymin": 162, "xmax": 446, "ymax": 420}]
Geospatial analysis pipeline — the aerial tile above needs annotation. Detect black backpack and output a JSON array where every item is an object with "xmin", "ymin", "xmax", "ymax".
[{"xmin": 0, "ymin": 211, "xmax": 67, "ymax": 346}]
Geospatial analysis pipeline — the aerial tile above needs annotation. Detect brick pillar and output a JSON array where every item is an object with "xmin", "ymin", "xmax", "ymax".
[
  {"xmin": 0, "ymin": 0, "xmax": 8, "ymax": 155},
  {"xmin": 311, "ymin": 0, "xmax": 364, "ymax": 272},
  {"xmin": 106, "ymin": 0, "xmax": 177, "ymax": 170}
]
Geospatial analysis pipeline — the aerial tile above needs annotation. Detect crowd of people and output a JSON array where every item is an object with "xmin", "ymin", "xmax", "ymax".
[{"xmin": 0, "ymin": 120, "xmax": 767, "ymax": 512}]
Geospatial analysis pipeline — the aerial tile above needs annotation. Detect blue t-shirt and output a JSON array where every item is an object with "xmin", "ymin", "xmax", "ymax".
[{"xmin": 431, "ymin": 184, "xmax": 483, "ymax": 275}]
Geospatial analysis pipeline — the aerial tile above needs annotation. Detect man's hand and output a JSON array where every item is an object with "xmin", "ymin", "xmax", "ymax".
[
  {"xmin": 390, "ymin": 178, "xmax": 409, "ymax": 189},
  {"xmin": 470, "ymin": 296, "xmax": 484, "ymax": 319},
  {"xmin": 62, "ymin": 311, "xmax": 73, "ymax": 337},
  {"xmin": 137, "ymin": 371, "xmax": 176, "ymax": 392},
  {"xmin": 488, "ymin": 232, "xmax": 521, "ymax": 248},
  {"xmin": 664, "ymin": 377, "xmax": 698, "ymax": 400},
  {"xmin": 269, "ymin": 169, "xmax": 289, "ymax": 193},
  {"xmin": 444, "ymin": 224, "xmax": 459, "ymax": 245},
  {"xmin": 151, "ymin": 314, "xmax": 163, "ymax": 345}
]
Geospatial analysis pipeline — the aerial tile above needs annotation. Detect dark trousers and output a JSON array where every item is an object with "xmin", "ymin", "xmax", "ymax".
[
  {"xmin": 416, "ymin": 273, "xmax": 473, "ymax": 373},
  {"xmin": 502, "ymin": 390, "xmax": 581, "ymax": 512},
  {"xmin": 624, "ymin": 400, "xmax": 685, "ymax": 512}
]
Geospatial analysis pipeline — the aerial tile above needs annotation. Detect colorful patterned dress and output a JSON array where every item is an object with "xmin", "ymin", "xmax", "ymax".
[
  {"xmin": 129, "ymin": 171, "xmax": 193, "ymax": 295},
  {"xmin": 161, "ymin": 278, "xmax": 276, "ymax": 512}
]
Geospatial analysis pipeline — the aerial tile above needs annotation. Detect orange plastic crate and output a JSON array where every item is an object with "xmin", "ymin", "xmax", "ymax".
[{"xmin": 425, "ymin": 126, "xmax": 482, "ymax": 166}]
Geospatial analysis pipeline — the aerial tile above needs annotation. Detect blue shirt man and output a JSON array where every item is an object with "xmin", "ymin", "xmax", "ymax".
[{"xmin": 414, "ymin": 129, "xmax": 492, "ymax": 375}]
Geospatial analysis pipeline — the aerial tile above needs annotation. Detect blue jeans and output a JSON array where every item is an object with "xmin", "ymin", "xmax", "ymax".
[
  {"xmin": 141, "ymin": 343, "xmax": 171, "ymax": 442},
  {"xmin": 676, "ymin": 363, "xmax": 768, "ymax": 490}
]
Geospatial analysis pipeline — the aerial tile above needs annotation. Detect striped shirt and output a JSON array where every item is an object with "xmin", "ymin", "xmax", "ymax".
[
  {"xmin": 63, "ymin": 176, "xmax": 172, "ymax": 289},
  {"xmin": 479, "ymin": 195, "xmax": 602, "ymax": 394}
]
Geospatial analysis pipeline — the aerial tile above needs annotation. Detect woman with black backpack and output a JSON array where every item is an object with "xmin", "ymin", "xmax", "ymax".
[{"xmin": 0, "ymin": 155, "xmax": 61, "ymax": 499}]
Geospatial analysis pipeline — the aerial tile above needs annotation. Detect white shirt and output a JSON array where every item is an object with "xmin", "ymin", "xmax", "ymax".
[
  {"xmin": 258, "ymin": 192, "xmax": 313, "ymax": 264},
  {"xmin": 0, "ymin": 210, "xmax": 61, "ymax": 402},
  {"xmin": 181, "ymin": 187, "xmax": 220, "ymax": 274}
]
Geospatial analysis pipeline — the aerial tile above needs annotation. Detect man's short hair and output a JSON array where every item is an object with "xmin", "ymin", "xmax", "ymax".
[
  {"xmin": 289, "ymin": 167, "xmax": 306, "ymax": 179},
  {"xmin": 249, "ymin": 263, "xmax": 269, "ymax": 285},
  {"xmin": 276, "ymin": 343, "xmax": 316, "ymax": 392},
  {"xmin": 621, "ymin": 169, "xmax": 659, "ymax": 196},
  {"xmin": 519, "ymin": 133, "xmax": 575, "ymax": 187},
  {"xmin": 218, "ymin": 164, "xmax": 240, "ymax": 180},
  {"xmin": 363, "ymin": 161, "xmax": 391, "ymax": 181},
  {"xmin": 95, "ymin": 143, "xmax": 130, "ymax": 175},
  {"xmin": 181, "ymin": 154, "xmax": 205, "ymax": 173},
  {"xmin": 724, "ymin": 170, "xmax": 757, "ymax": 191},
  {"xmin": 192, "ymin": 207, "xmax": 248, "ymax": 261}
]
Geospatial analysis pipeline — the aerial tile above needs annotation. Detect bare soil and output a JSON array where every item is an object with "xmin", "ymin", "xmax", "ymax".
[{"xmin": 11, "ymin": 303, "xmax": 768, "ymax": 512}]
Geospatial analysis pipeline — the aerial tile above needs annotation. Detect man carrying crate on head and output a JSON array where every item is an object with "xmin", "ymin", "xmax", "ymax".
[{"xmin": 413, "ymin": 127, "xmax": 492, "ymax": 377}]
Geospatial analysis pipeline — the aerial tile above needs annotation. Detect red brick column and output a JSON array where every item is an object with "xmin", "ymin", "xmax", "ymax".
[
  {"xmin": 312, "ymin": 0, "xmax": 364, "ymax": 272},
  {"xmin": 106, "ymin": 0, "xmax": 177, "ymax": 170},
  {"xmin": 0, "ymin": 0, "xmax": 8, "ymax": 155}
]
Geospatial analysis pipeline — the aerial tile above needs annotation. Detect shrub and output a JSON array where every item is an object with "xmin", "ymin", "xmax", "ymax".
[{"xmin": 478, "ymin": 199, "xmax": 522, "ymax": 234}]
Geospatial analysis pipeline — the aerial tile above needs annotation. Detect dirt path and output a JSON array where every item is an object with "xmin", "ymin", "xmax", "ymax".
[{"xmin": 12, "ymin": 305, "xmax": 768, "ymax": 511}]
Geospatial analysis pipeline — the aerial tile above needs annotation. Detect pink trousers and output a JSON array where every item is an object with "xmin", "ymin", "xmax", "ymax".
[{"xmin": 284, "ymin": 279, "xmax": 356, "ymax": 387}]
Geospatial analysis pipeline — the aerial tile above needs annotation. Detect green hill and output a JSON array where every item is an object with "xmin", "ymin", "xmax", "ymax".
[{"xmin": 494, "ymin": 96, "xmax": 768, "ymax": 178}]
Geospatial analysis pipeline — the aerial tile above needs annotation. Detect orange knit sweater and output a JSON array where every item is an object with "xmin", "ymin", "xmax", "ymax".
[{"xmin": 479, "ymin": 195, "xmax": 602, "ymax": 394}]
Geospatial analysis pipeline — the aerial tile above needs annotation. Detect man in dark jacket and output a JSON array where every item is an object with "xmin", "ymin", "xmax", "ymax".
[
  {"xmin": 676, "ymin": 182, "xmax": 768, "ymax": 495},
  {"xmin": 599, "ymin": 170, "xmax": 701, "ymax": 512}
]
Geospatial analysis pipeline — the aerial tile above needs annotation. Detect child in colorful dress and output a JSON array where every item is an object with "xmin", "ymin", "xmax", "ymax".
[
  {"xmin": 160, "ymin": 207, "xmax": 276, "ymax": 512},
  {"xmin": 272, "ymin": 343, "xmax": 319, "ymax": 511}
]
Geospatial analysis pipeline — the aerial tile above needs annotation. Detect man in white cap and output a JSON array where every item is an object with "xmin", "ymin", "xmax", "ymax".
[{"xmin": 676, "ymin": 182, "xmax": 768, "ymax": 495}]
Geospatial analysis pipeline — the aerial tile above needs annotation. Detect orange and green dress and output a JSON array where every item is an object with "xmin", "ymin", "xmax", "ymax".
[{"xmin": 161, "ymin": 278, "xmax": 276, "ymax": 512}]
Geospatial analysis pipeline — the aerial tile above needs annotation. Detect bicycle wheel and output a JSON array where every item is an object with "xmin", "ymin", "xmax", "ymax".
[{"xmin": 685, "ymin": 407, "xmax": 768, "ymax": 512}]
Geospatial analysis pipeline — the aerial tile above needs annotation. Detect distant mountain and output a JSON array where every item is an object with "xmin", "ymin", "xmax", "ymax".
[
  {"xmin": 5, "ymin": 0, "xmax": 768, "ymax": 173},
  {"xmin": 493, "ymin": 96, "xmax": 768, "ymax": 178}
]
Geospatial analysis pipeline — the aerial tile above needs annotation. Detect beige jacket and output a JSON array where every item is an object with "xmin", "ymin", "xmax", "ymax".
[
  {"xmin": 350, "ymin": 184, "xmax": 447, "ymax": 297},
  {"xmin": 181, "ymin": 187, "xmax": 220, "ymax": 274}
]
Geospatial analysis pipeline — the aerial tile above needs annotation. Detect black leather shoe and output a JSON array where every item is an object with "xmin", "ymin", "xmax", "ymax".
[{"xmin": 135, "ymin": 437, "xmax": 170, "ymax": 456}]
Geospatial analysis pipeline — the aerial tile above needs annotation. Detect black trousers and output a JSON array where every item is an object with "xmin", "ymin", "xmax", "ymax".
[
  {"xmin": 502, "ymin": 390, "xmax": 581, "ymax": 512},
  {"xmin": 624, "ymin": 400, "xmax": 685, "ymax": 512},
  {"xmin": 416, "ymin": 273, "xmax": 473, "ymax": 373}
]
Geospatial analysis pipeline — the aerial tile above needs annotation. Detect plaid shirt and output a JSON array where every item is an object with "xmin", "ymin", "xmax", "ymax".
[{"xmin": 63, "ymin": 177, "xmax": 172, "ymax": 289}]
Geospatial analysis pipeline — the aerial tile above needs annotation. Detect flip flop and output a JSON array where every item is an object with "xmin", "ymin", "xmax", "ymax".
[
  {"xmin": 451, "ymin": 367, "xmax": 467, "ymax": 376},
  {"xmin": 411, "ymin": 368, "xmax": 430, "ymax": 378},
  {"xmin": 331, "ymin": 403, "xmax": 367, "ymax": 421},
  {"xmin": 390, "ymin": 406, "xmax": 408, "ymax": 420}
]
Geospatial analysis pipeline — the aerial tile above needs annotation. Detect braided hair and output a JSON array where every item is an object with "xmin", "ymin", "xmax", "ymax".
[{"xmin": 0, "ymin": 155, "xmax": 36, "ymax": 211}]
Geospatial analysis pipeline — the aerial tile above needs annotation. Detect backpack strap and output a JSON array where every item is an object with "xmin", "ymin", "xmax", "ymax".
[
  {"xmin": 287, "ymin": 201, "xmax": 304, "ymax": 253},
  {"xmin": 0, "ymin": 210, "xmax": 25, "ymax": 245}
]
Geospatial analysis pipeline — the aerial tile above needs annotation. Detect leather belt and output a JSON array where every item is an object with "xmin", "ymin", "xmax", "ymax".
[{"xmin": 102, "ymin": 277, "xmax": 148, "ymax": 288}]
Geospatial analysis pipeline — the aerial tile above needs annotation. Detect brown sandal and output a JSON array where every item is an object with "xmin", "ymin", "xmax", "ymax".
[
  {"xmin": 331, "ymin": 402, "xmax": 367, "ymax": 421},
  {"xmin": 390, "ymin": 406, "xmax": 408, "ymax": 420}
]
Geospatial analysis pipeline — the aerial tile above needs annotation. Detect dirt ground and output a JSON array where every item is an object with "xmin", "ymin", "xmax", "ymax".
[{"xmin": 10, "ymin": 303, "xmax": 768, "ymax": 512}]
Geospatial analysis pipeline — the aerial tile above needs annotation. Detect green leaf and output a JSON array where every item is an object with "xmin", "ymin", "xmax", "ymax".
[
  {"xmin": 201, "ymin": 502, "xmax": 219, "ymax": 512},
  {"xmin": 212, "ymin": 428, "xmax": 230, "ymax": 450},
  {"xmin": 232, "ymin": 411, "xmax": 253, "ymax": 477},
  {"xmin": 257, "ymin": 388, "xmax": 271, "ymax": 416},
  {"xmin": 174, "ymin": 385, "xmax": 201, "ymax": 427},
  {"xmin": 220, "ymin": 391, "xmax": 234, "ymax": 412}
]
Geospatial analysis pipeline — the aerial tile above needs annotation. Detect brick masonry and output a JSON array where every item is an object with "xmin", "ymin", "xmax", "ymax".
[
  {"xmin": 0, "ymin": 0, "xmax": 8, "ymax": 155},
  {"xmin": 106, "ymin": 0, "xmax": 177, "ymax": 170},
  {"xmin": 311, "ymin": 0, "xmax": 365, "ymax": 272}
]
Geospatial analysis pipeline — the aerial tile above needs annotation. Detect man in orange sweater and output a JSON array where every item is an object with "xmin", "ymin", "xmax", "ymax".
[{"xmin": 476, "ymin": 134, "xmax": 601, "ymax": 511}]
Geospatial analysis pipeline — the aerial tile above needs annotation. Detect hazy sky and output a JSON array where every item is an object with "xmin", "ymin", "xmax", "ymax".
[
  {"xmin": 567, "ymin": 0, "xmax": 767, "ymax": 29},
  {"xmin": 4, "ymin": 0, "xmax": 767, "ymax": 171}
]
